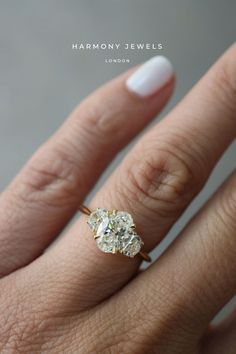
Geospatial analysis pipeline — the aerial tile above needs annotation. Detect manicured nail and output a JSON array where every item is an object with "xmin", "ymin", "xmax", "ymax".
[{"xmin": 126, "ymin": 55, "xmax": 173, "ymax": 97}]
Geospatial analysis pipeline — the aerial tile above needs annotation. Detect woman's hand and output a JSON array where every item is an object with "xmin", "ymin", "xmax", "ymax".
[{"xmin": 0, "ymin": 45, "xmax": 236, "ymax": 354}]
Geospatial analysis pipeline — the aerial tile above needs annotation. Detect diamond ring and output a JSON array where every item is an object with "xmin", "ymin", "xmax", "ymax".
[{"xmin": 79, "ymin": 205, "xmax": 151, "ymax": 262}]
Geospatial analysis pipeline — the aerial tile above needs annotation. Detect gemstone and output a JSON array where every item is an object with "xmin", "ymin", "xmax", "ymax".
[
  {"xmin": 96, "ymin": 231, "xmax": 120, "ymax": 254},
  {"xmin": 121, "ymin": 234, "xmax": 142, "ymax": 257},
  {"xmin": 87, "ymin": 208, "xmax": 108, "ymax": 232},
  {"xmin": 87, "ymin": 208, "xmax": 142, "ymax": 258},
  {"xmin": 112, "ymin": 211, "xmax": 134, "ymax": 234}
]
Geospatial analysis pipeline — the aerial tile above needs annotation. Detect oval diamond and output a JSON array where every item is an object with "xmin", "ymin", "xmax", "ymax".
[{"xmin": 87, "ymin": 208, "xmax": 143, "ymax": 258}]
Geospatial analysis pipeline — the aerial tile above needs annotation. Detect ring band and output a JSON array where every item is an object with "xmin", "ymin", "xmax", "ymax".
[{"xmin": 79, "ymin": 204, "xmax": 151, "ymax": 262}]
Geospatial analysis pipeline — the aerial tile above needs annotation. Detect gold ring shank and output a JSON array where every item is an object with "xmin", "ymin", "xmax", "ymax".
[
  {"xmin": 78, "ymin": 204, "xmax": 151, "ymax": 262},
  {"xmin": 78, "ymin": 204, "xmax": 92, "ymax": 216},
  {"xmin": 139, "ymin": 250, "xmax": 151, "ymax": 262}
]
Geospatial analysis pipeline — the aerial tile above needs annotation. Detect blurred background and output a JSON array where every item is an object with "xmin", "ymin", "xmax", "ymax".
[{"xmin": 0, "ymin": 0, "xmax": 235, "ymax": 322}]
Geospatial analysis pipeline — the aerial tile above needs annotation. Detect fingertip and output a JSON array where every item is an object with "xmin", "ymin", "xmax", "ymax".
[{"xmin": 125, "ymin": 55, "xmax": 174, "ymax": 98}]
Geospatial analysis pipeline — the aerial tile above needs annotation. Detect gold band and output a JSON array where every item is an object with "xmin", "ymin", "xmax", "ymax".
[
  {"xmin": 79, "ymin": 204, "xmax": 92, "ymax": 216},
  {"xmin": 78, "ymin": 204, "xmax": 151, "ymax": 262}
]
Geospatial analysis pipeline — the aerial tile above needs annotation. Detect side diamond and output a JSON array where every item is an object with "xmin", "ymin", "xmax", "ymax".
[
  {"xmin": 87, "ymin": 208, "xmax": 108, "ymax": 232},
  {"xmin": 121, "ymin": 234, "xmax": 142, "ymax": 257}
]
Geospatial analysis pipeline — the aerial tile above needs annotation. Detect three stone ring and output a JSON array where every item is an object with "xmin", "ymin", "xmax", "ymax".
[{"xmin": 79, "ymin": 205, "xmax": 151, "ymax": 262}]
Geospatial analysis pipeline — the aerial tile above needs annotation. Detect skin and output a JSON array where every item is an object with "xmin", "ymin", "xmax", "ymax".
[{"xmin": 0, "ymin": 44, "xmax": 236, "ymax": 354}]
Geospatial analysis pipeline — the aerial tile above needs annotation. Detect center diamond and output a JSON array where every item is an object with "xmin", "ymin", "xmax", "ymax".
[{"xmin": 87, "ymin": 208, "xmax": 143, "ymax": 258}]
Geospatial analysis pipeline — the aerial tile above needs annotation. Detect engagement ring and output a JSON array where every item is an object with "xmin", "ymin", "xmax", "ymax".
[{"xmin": 79, "ymin": 205, "xmax": 151, "ymax": 262}]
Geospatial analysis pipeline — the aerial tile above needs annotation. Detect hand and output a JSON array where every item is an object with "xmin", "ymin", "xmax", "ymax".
[{"xmin": 0, "ymin": 45, "xmax": 235, "ymax": 354}]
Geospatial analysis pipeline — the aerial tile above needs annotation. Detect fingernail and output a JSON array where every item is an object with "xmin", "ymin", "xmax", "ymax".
[{"xmin": 126, "ymin": 55, "xmax": 174, "ymax": 97}]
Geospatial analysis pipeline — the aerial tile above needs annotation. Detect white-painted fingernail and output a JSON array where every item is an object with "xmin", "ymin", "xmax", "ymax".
[{"xmin": 126, "ymin": 55, "xmax": 174, "ymax": 97}]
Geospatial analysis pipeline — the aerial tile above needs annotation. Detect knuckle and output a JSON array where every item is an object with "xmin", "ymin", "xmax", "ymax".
[
  {"xmin": 121, "ymin": 142, "xmax": 204, "ymax": 219},
  {"xmin": 77, "ymin": 98, "xmax": 127, "ymax": 145},
  {"xmin": 202, "ymin": 174, "xmax": 236, "ymax": 248},
  {"xmin": 223, "ymin": 43, "xmax": 236, "ymax": 92},
  {"xmin": 13, "ymin": 148, "xmax": 81, "ymax": 208},
  {"xmin": 211, "ymin": 43, "xmax": 236, "ymax": 115},
  {"xmin": 197, "ymin": 173, "xmax": 236, "ymax": 291},
  {"xmin": 217, "ymin": 172, "xmax": 236, "ymax": 235}
]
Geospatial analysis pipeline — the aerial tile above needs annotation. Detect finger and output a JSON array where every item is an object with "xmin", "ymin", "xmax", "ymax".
[
  {"xmin": 118, "ymin": 169, "xmax": 236, "ymax": 345},
  {"xmin": 203, "ymin": 310, "xmax": 236, "ymax": 354},
  {"xmin": 27, "ymin": 44, "xmax": 236, "ymax": 309},
  {"xmin": 0, "ymin": 57, "xmax": 174, "ymax": 276}
]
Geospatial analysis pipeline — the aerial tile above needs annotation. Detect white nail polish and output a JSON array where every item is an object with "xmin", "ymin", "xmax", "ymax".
[{"xmin": 126, "ymin": 55, "xmax": 173, "ymax": 97}]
